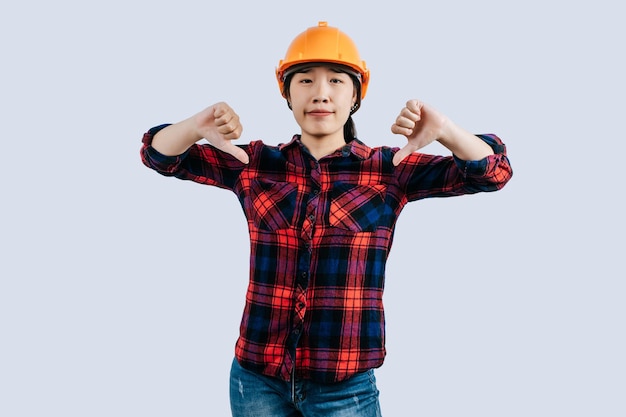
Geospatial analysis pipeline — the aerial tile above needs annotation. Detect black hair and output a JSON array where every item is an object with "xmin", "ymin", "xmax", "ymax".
[{"xmin": 344, "ymin": 116, "xmax": 357, "ymax": 141}]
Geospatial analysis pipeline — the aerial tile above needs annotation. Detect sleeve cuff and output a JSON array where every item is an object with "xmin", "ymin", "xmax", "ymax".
[
  {"xmin": 453, "ymin": 134, "xmax": 508, "ymax": 176},
  {"xmin": 141, "ymin": 124, "xmax": 172, "ymax": 146},
  {"xmin": 141, "ymin": 124, "xmax": 191, "ymax": 172}
]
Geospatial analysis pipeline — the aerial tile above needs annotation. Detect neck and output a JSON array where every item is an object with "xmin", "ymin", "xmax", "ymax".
[{"xmin": 300, "ymin": 133, "xmax": 346, "ymax": 160}]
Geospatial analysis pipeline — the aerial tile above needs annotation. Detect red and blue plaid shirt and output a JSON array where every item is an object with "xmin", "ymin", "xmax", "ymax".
[{"xmin": 141, "ymin": 125, "xmax": 512, "ymax": 383}]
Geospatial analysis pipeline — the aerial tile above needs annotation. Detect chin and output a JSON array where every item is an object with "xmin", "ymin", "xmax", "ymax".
[
  {"xmin": 304, "ymin": 130, "xmax": 337, "ymax": 139},
  {"xmin": 302, "ymin": 124, "xmax": 341, "ymax": 137}
]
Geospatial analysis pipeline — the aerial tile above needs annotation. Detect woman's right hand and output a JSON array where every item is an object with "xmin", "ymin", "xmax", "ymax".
[
  {"xmin": 151, "ymin": 102, "xmax": 249, "ymax": 164},
  {"xmin": 193, "ymin": 102, "xmax": 249, "ymax": 164}
]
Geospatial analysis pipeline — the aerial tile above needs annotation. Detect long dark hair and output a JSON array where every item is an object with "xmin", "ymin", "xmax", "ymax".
[
  {"xmin": 282, "ymin": 64, "xmax": 361, "ymax": 141},
  {"xmin": 343, "ymin": 116, "xmax": 357, "ymax": 141}
]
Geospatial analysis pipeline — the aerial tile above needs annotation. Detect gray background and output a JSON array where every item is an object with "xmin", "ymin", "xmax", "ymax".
[{"xmin": 1, "ymin": 0, "xmax": 624, "ymax": 416}]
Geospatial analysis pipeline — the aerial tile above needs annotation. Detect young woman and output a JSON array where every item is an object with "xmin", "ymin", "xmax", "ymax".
[{"xmin": 141, "ymin": 21, "xmax": 512, "ymax": 417}]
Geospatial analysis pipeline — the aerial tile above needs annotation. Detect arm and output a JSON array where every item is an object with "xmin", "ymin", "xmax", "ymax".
[
  {"xmin": 152, "ymin": 102, "xmax": 249, "ymax": 164},
  {"xmin": 391, "ymin": 99, "xmax": 493, "ymax": 165}
]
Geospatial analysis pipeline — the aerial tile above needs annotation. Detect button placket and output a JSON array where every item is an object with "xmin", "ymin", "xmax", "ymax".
[{"xmin": 301, "ymin": 166, "xmax": 321, "ymax": 242}]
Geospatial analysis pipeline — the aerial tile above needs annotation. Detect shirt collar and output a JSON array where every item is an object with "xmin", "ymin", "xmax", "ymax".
[{"xmin": 279, "ymin": 135, "xmax": 371, "ymax": 161}]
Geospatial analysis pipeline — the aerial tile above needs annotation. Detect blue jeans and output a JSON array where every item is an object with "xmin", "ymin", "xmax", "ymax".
[{"xmin": 230, "ymin": 358, "xmax": 383, "ymax": 417}]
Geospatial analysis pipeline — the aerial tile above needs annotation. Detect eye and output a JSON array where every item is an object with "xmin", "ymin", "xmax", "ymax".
[
  {"xmin": 330, "ymin": 78, "xmax": 344, "ymax": 84},
  {"xmin": 293, "ymin": 74, "xmax": 312, "ymax": 84}
]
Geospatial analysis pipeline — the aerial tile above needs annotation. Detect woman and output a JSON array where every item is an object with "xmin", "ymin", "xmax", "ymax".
[{"xmin": 140, "ymin": 21, "xmax": 512, "ymax": 417}]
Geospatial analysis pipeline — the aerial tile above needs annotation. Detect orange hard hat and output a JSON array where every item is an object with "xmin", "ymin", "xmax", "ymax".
[{"xmin": 276, "ymin": 21, "xmax": 370, "ymax": 101}]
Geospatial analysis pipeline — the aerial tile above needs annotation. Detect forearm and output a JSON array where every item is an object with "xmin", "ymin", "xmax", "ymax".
[
  {"xmin": 437, "ymin": 120, "xmax": 494, "ymax": 161},
  {"xmin": 151, "ymin": 117, "xmax": 201, "ymax": 156}
]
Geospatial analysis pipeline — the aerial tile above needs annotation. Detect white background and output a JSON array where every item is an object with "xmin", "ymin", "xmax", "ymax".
[{"xmin": 1, "ymin": 1, "xmax": 624, "ymax": 416}]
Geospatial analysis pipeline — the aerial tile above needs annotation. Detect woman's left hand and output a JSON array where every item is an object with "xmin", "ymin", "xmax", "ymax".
[{"xmin": 391, "ymin": 99, "xmax": 448, "ymax": 166}]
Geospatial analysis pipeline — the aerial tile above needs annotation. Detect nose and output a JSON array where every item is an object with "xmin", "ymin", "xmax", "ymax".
[{"xmin": 312, "ymin": 81, "xmax": 330, "ymax": 104}]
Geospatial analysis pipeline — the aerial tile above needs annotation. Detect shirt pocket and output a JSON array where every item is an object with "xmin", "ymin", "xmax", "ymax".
[
  {"xmin": 328, "ymin": 183, "xmax": 387, "ymax": 232},
  {"xmin": 249, "ymin": 179, "xmax": 298, "ymax": 231}
]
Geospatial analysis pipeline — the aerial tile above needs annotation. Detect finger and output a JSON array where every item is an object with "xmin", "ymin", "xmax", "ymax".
[
  {"xmin": 390, "ymin": 123, "xmax": 413, "ymax": 137},
  {"xmin": 216, "ymin": 114, "xmax": 242, "ymax": 137},
  {"xmin": 213, "ymin": 104, "xmax": 240, "ymax": 132},
  {"xmin": 392, "ymin": 145, "xmax": 414, "ymax": 166},
  {"xmin": 221, "ymin": 142, "xmax": 250, "ymax": 164},
  {"xmin": 395, "ymin": 114, "xmax": 417, "ymax": 130},
  {"xmin": 212, "ymin": 102, "xmax": 230, "ymax": 118},
  {"xmin": 406, "ymin": 99, "xmax": 423, "ymax": 114},
  {"xmin": 400, "ymin": 106, "xmax": 421, "ymax": 123},
  {"xmin": 214, "ymin": 108, "xmax": 235, "ymax": 127},
  {"xmin": 217, "ymin": 121, "xmax": 241, "ymax": 137}
]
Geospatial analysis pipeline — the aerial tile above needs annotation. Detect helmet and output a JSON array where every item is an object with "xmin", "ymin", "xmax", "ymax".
[{"xmin": 276, "ymin": 21, "xmax": 370, "ymax": 102}]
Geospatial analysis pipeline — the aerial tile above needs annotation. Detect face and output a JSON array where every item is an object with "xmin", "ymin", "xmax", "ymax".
[{"xmin": 288, "ymin": 65, "xmax": 357, "ymax": 143}]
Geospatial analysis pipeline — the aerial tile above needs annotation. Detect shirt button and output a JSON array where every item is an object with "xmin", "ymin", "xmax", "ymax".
[
  {"xmin": 293, "ymin": 328, "xmax": 300, "ymax": 335},
  {"xmin": 308, "ymin": 214, "xmax": 315, "ymax": 221}
]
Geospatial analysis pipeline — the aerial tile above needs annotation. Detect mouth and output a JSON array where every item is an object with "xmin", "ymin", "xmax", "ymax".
[{"xmin": 306, "ymin": 110, "xmax": 333, "ymax": 116}]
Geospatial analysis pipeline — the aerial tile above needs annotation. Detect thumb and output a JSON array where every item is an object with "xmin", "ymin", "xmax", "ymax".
[
  {"xmin": 392, "ymin": 144, "xmax": 416, "ymax": 166},
  {"xmin": 221, "ymin": 142, "xmax": 250, "ymax": 164}
]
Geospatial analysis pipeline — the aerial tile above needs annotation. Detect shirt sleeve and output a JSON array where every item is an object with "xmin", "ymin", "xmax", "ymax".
[
  {"xmin": 395, "ymin": 133, "xmax": 513, "ymax": 202},
  {"xmin": 139, "ymin": 124, "xmax": 250, "ymax": 191}
]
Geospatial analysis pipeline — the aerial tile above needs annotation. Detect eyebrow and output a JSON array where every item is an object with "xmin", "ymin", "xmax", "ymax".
[{"xmin": 294, "ymin": 67, "xmax": 350, "ymax": 75}]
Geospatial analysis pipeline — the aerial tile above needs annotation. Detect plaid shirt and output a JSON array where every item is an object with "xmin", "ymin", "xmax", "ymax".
[{"xmin": 141, "ymin": 125, "xmax": 512, "ymax": 383}]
